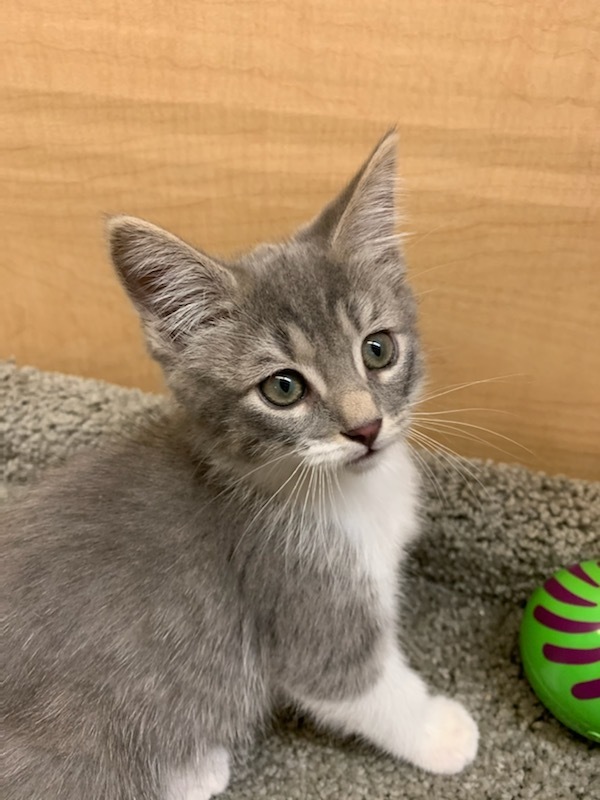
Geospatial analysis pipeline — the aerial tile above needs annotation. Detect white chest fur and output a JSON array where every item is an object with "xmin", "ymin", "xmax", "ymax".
[{"xmin": 328, "ymin": 442, "xmax": 421, "ymax": 617}]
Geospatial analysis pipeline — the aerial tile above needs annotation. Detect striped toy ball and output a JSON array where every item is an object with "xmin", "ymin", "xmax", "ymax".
[{"xmin": 520, "ymin": 559, "xmax": 600, "ymax": 742}]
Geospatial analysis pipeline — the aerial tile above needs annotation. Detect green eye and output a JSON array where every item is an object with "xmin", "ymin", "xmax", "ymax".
[
  {"xmin": 260, "ymin": 370, "xmax": 306, "ymax": 407},
  {"xmin": 362, "ymin": 331, "xmax": 396, "ymax": 370}
]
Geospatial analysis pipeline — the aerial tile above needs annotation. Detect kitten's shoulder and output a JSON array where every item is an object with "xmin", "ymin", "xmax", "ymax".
[{"xmin": 0, "ymin": 411, "xmax": 208, "ymax": 556}]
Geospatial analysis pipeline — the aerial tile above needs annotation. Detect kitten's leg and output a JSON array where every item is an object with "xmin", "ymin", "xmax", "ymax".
[
  {"xmin": 298, "ymin": 642, "xmax": 478, "ymax": 775},
  {"xmin": 164, "ymin": 747, "xmax": 230, "ymax": 800}
]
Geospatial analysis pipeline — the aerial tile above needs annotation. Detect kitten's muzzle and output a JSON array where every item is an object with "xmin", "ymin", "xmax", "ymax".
[{"xmin": 341, "ymin": 418, "xmax": 382, "ymax": 450}]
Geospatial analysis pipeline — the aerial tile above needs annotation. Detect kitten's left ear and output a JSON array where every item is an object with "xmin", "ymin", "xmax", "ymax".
[{"xmin": 298, "ymin": 130, "xmax": 401, "ymax": 265}]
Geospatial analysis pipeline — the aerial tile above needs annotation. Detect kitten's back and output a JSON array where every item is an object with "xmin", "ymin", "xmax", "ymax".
[{"xmin": 1, "ymin": 421, "xmax": 268, "ymax": 799}]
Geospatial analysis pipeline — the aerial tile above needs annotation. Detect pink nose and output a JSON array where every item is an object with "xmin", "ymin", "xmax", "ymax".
[{"xmin": 342, "ymin": 418, "xmax": 382, "ymax": 449}]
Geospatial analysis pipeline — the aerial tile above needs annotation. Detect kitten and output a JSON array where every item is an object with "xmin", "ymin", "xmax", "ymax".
[{"xmin": 1, "ymin": 132, "xmax": 478, "ymax": 800}]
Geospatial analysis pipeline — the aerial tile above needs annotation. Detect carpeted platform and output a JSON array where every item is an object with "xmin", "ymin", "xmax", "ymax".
[{"xmin": 1, "ymin": 360, "xmax": 598, "ymax": 799}]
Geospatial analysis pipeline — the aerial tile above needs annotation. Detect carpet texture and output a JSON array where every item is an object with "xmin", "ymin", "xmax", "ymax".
[{"xmin": 1, "ymin": 360, "xmax": 598, "ymax": 799}]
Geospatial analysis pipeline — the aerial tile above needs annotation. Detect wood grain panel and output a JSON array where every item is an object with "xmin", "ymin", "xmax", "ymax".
[{"xmin": 1, "ymin": 0, "xmax": 599, "ymax": 479}]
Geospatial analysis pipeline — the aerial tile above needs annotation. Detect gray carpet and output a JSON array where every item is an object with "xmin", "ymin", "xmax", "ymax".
[{"xmin": 1, "ymin": 360, "xmax": 598, "ymax": 799}]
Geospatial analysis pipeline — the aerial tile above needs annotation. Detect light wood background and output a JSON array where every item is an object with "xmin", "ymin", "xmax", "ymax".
[{"xmin": 1, "ymin": 1, "xmax": 599, "ymax": 480}]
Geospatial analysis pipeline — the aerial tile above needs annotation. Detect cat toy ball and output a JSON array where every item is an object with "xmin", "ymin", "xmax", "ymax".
[{"xmin": 520, "ymin": 559, "xmax": 600, "ymax": 742}]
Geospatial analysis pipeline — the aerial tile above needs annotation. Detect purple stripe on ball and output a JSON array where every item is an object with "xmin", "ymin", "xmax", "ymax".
[
  {"xmin": 568, "ymin": 563, "xmax": 600, "ymax": 588},
  {"xmin": 572, "ymin": 678, "xmax": 600, "ymax": 701},
  {"xmin": 544, "ymin": 577, "xmax": 596, "ymax": 608},
  {"xmin": 533, "ymin": 605, "xmax": 600, "ymax": 634},
  {"xmin": 543, "ymin": 643, "xmax": 600, "ymax": 665}
]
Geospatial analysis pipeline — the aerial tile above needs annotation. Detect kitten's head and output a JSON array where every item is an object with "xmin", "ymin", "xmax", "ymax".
[{"xmin": 108, "ymin": 132, "xmax": 424, "ymax": 478}]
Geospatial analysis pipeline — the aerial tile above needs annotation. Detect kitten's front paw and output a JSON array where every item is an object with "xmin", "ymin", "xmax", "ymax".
[
  {"xmin": 165, "ymin": 747, "xmax": 230, "ymax": 800},
  {"xmin": 411, "ymin": 696, "xmax": 478, "ymax": 775}
]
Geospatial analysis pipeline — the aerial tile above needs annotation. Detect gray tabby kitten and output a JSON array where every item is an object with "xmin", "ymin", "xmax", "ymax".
[{"xmin": 2, "ymin": 133, "xmax": 478, "ymax": 800}]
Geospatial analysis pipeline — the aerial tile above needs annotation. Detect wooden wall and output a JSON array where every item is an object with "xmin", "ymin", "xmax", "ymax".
[{"xmin": 1, "ymin": 1, "xmax": 599, "ymax": 480}]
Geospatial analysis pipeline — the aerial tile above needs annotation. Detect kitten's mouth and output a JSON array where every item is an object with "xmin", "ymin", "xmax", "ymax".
[{"xmin": 348, "ymin": 447, "xmax": 380, "ymax": 469}]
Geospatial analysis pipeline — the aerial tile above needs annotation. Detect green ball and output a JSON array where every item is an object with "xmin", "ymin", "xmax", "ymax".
[{"xmin": 520, "ymin": 559, "xmax": 600, "ymax": 741}]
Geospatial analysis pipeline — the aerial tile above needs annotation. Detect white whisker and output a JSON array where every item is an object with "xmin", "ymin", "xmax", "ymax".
[
  {"xmin": 406, "ymin": 440, "xmax": 446, "ymax": 505},
  {"xmin": 232, "ymin": 460, "xmax": 304, "ymax": 559},
  {"xmin": 413, "ymin": 417, "xmax": 533, "ymax": 457},
  {"xmin": 408, "ymin": 428, "xmax": 488, "ymax": 508},
  {"xmin": 412, "ymin": 407, "xmax": 514, "ymax": 418},
  {"xmin": 417, "ymin": 374, "xmax": 527, "ymax": 406}
]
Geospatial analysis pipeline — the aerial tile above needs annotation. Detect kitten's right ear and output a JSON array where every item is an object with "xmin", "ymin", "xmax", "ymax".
[
  {"xmin": 296, "ymin": 131, "xmax": 401, "ymax": 266},
  {"xmin": 106, "ymin": 216, "xmax": 237, "ymax": 359}
]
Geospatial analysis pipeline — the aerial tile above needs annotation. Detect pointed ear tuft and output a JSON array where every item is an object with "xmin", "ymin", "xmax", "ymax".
[
  {"xmin": 298, "ymin": 130, "xmax": 402, "ymax": 265},
  {"xmin": 106, "ymin": 216, "xmax": 236, "ymax": 358}
]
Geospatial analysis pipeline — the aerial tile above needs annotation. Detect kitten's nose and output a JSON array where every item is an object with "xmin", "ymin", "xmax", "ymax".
[{"xmin": 342, "ymin": 418, "xmax": 382, "ymax": 450}]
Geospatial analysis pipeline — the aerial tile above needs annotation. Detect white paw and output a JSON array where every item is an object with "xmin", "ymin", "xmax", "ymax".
[
  {"xmin": 201, "ymin": 747, "xmax": 230, "ymax": 796},
  {"xmin": 411, "ymin": 696, "xmax": 479, "ymax": 775},
  {"xmin": 165, "ymin": 747, "xmax": 230, "ymax": 800}
]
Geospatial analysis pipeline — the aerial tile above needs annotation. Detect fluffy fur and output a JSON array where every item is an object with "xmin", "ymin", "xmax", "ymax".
[{"xmin": 1, "ymin": 132, "xmax": 478, "ymax": 800}]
